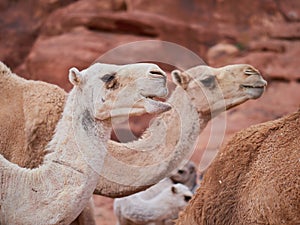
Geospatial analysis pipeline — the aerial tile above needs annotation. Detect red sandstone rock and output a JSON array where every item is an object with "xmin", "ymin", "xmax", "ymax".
[
  {"xmin": 278, "ymin": 0, "xmax": 300, "ymax": 22},
  {"xmin": 1, "ymin": 1, "xmax": 300, "ymax": 225},
  {"xmin": 0, "ymin": 0, "xmax": 76, "ymax": 68},
  {"xmin": 269, "ymin": 23, "xmax": 300, "ymax": 40},
  {"xmin": 233, "ymin": 41, "xmax": 300, "ymax": 81},
  {"xmin": 20, "ymin": 27, "xmax": 145, "ymax": 90},
  {"xmin": 207, "ymin": 43, "xmax": 240, "ymax": 66}
]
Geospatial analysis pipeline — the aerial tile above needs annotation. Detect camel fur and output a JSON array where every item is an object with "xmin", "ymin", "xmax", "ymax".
[
  {"xmin": 98, "ymin": 64, "xmax": 267, "ymax": 197},
  {"xmin": 176, "ymin": 109, "xmax": 300, "ymax": 225},
  {"xmin": 130, "ymin": 161, "xmax": 198, "ymax": 201},
  {"xmin": 114, "ymin": 183, "xmax": 193, "ymax": 225},
  {"xmin": 0, "ymin": 62, "xmax": 267, "ymax": 199},
  {"xmin": 113, "ymin": 161, "xmax": 198, "ymax": 225},
  {"xmin": 0, "ymin": 62, "xmax": 95, "ymax": 225},
  {"xmin": 0, "ymin": 62, "xmax": 170, "ymax": 225},
  {"xmin": 0, "ymin": 61, "xmax": 66, "ymax": 168}
]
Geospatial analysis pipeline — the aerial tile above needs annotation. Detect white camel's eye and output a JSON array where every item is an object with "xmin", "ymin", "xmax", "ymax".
[
  {"xmin": 101, "ymin": 73, "xmax": 119, "ymax": 89},
  {"xmin": 101, "ymin": 74, "xmax": 116, "ymax": 83},
  {"xmin": 184, "ymin": 195, "xmax": 192, "ymax": 202}
]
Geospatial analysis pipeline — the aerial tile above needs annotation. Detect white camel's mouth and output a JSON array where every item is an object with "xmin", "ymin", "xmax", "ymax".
[
  {"xmin": 96, "ymin": 96, "xmax": 171, "ymax": 121},
  {"xmin": 116, "ymin": 95, "xmax": 171, "ymax": 117},
  {"xmin": 241, "ymin": 84, "xmax": 266, "ymax": 99}
]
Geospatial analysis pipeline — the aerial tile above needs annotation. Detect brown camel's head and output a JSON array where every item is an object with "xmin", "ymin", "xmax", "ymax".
[
  {"xmin": 171, "ymin": 64, "xmax": 267, "ymax": 118},
  {"xmin": 69, "ymin": 63, "xmax": 171, "ymax": 121}
]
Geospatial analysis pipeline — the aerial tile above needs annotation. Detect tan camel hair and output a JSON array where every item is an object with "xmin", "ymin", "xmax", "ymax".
[
  {"xmin": 114, "ymin": 183, "xmax": 193, "ymax": 225},
  {"xmin": 0, "ymin": 62, "xmax": 66, "ymax": 168},
  {"xmin": 176, "ymin": 109, "xmax": 300, "ymax": 225},
  {"xmin": 0, "ymin": 62, "xmax": 267, "ymax": 198},
  {"xmin": 0, "ymin": 62, "xmax": 170, "ymax": 225}
]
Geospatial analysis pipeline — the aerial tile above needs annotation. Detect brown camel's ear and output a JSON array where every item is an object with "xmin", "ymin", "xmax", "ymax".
[
  {"xmin": 69, "ymin": 67, "xmax": 83, "ymax": 86},
  {"xmin": 171, "ymin": 185, "xmax": 178, "ymax": 194},
  {"xmin": 171, "ymin": 70, "xmax": 190, "ymax": 89}
]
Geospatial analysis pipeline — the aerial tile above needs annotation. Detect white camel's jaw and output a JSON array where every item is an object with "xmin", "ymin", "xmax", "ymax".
[
  {"xmin": 95, "ymin": 96, "xmax": 171, "ymax": 120},
  {"xmin": 109, "ymin": 97, "xmax": 171, "ymax": 118}
]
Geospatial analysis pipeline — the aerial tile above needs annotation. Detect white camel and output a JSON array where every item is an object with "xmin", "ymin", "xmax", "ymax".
[
  {"xmin": 130, "ymin": 161, "xmax": 198, "ymax": 201},
  {"xmin": 114, "ymin": 183, "xmax": 193, "ymax": 225},
  {"xmin": 0, "ymin": 62, "xmax": 170, "ymax": 225},
  {"xmin": 113, "ymin": 161, "xmax": 197, "ymax": 225}
]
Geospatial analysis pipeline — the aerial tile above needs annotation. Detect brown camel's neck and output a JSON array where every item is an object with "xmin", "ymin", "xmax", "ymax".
[{"xmin": 96, "ymin": 86, "xmax": 200, "ymax": 196}]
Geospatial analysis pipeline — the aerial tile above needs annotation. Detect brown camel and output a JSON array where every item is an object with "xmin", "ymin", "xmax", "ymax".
[{"xmin": 176, "ymin": 109, "xmax": 300, "ymax": 225}]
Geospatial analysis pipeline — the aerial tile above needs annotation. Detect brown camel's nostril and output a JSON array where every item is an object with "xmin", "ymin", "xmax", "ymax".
[{"xmin": 244, "ymin": 68, "xmax": 260, "ymax": 76}]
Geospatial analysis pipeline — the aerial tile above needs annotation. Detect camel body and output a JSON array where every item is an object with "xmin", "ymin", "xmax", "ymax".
[
  {"xmin": 114, "ymin": 183, "xmax": 193, "ymax": 225},
  {"xmin": 177, "ymin": 109, "xmax": 300, "ymax": 225},
  {"xmin": 113, "ymin": 161, "xmax": 197, "ymax": 225}
]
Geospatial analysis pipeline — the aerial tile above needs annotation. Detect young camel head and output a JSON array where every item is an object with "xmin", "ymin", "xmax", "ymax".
[
  {"xmin": 69, "ymin": 62, "xmax": 171, "ymax": 121},
  {"xmin": 170, "ymin": 161, "xmax": 197, "ymax": 190},
  {"xmin": 172, "ymin": 64, "xmax": 267, "ymax": 119},
  {"xmin": 170, "ymin": 183, "xmax": 193, "ymax": 207}
]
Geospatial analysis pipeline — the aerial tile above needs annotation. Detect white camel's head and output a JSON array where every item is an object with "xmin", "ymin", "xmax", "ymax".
[
  {"xmin": 169, "ymin": 183, "xmax": 193, "ymax": 208},
  {"xmin": 172, "ymin": 64, "xmax": 267, "ymax": 117},
  {"xmin": 69, "ymin": 63, "xmax": 171, "ymax": 121}
]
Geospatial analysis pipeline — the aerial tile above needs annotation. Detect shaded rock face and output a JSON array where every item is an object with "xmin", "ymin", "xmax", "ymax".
[
  {"xmin": 1, "ymin": 0, "xmax": 299, "ymax": 89},
  {"xmin": 1, "ymin": 0, "xmax": 300, "ymax": 155}
]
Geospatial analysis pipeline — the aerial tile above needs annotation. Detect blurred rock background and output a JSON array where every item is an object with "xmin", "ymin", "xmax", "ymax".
[{"xmin": 1, "ymin": 0, "xmax": 299, "ymax": 224}]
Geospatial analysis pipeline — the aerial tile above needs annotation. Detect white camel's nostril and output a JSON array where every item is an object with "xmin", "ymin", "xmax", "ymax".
[{"xmin": 149, "ymin": 70, "xmax": 166, "ymax": 78}]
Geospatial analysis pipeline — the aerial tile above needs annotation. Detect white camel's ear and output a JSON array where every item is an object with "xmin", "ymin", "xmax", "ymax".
[
  {"xmin": 69, "ymin": 67, "xmax": 83, "ymax": 86},
  {"xmin": 171, "ymin": 70, "xmax": 190, "ymax": 89},
  {"xmin": 171, "ymin": 185, "xmax": 178, "ymax": 194}
]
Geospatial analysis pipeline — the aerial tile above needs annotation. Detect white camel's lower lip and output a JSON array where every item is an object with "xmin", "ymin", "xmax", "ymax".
[
  {"xmin": 241, "ymin": 85, "xmax": 265, "ymax": 89},
  {"xmin": 241, "ymin": 85, "xmax": 265, "ymax": 99}
]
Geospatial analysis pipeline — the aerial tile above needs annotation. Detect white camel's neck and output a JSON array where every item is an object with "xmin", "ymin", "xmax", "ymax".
[
  {"xmin": 45, "ymin": 88, "xmax": 110, "ymax": 169},
  {"xmin": 0, "ymin": 88, "xmax": 111, "ymax": 225}
]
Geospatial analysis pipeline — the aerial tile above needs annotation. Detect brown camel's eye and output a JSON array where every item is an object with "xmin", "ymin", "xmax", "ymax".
[{"xmin": 200, "ymin": 75, "xmax": 215, "ymax": 88}]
